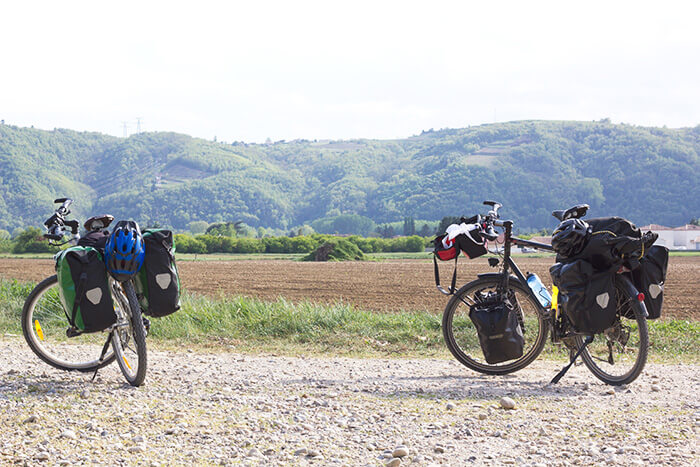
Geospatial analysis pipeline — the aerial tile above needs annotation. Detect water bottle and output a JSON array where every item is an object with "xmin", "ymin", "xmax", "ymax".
[{"xmin": 526, "ymin": 273, "xmax": 552, "ymax": 308}]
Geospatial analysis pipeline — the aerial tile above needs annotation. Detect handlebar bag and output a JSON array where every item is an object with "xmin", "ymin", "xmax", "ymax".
[
  {"xmin": 550, "ymin": 259, "xmax": 617, "ymax": 334},
  {"xmin": 469, "ymin": 295, "xmax": 525, "ymax": 364},
  {"xmin": 455, "ymin": 229, "xmax": 488, "ymax": 259},
  {"xmin": 631, "ymin": 245, "xmax": 668, "ymax": 319},
  {"xmin": 433, "ymin": 234, "xmax": 459, "ymax": 261},
  {"xmin": 135, "ymin": 229, "xmax": 181, "ymax": 318},
  {"xmin": 55, "ymin": 246, "xmax": 116, "ymax": 333}
]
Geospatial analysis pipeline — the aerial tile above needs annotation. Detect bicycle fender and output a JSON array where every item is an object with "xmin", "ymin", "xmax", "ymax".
[{"xmin": 476, "ymin": 273, "xmax": 525, "ymax": 286}]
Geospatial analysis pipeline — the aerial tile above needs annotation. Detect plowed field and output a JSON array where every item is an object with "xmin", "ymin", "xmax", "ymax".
[{"xmin": 1, "ymin": 256, "xmax": 697, "ymax": 318}]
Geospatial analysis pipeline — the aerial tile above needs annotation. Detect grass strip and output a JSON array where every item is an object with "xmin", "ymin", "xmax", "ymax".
[{"xmin": 0, "ymin": 279, "xmax": 697, "ymax": 362}]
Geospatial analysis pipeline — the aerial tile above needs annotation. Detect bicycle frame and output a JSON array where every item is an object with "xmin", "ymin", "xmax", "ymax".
[{"xmin": 488, "ymin": 220, "xmax": 554, "ymax": 314}]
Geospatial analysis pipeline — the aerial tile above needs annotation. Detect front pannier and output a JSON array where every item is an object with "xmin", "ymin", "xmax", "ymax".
[
  {"xmin": 55, "ymin": 246, "xmax": 116, "ymax": 333},
  {"xmin": 550, "ymin": 260, "xmax": 617, "ymax": 334},
  {"xmin": 632, "ymin": 245, "xmax": 669, "ymax": 319},
  {"xmin": 136, "ymin": 229, "xmax": 181, "ymax": 317},
  {"xmin": 469, "ymin": 294, "xmax": 525, "ymax": 364}
]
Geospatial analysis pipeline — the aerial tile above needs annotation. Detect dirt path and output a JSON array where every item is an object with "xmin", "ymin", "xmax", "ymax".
[
  {"xmin": 1, "ymin": 337, "xmax": 697, "ymax": 466},
  {"xmin": 0, "ymin": 256, "xmax": 697, "ymax": 318}
]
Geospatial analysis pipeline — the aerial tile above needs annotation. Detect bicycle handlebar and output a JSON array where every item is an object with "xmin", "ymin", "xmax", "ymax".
[{"xmin": 43, "ymin": 198, "xmax": 80, "ymax": 244}]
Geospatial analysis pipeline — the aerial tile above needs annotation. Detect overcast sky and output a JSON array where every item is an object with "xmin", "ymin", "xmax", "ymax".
[{"xmin": 1, "ymin": 1, "xmax": 698, "ymax": 143}]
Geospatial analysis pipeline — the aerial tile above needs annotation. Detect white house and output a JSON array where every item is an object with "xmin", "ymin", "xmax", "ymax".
[{"xmin": 638, "ymin": 224, "xmax": 700, "ymax": 250}]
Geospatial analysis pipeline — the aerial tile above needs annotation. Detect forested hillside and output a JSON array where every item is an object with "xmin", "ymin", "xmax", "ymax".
[{"xmin": 0, "ymin": 120, "xmax": 698, "ymax": 232}]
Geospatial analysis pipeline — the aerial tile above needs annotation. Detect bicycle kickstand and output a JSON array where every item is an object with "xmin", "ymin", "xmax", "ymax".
[
  {"xmin": 92, "ymin": 331, "xmax": 114, "ymax": 382},
  {"xmin": 550, "ymin": 335, "xmax": 594, "ymax": 384}
]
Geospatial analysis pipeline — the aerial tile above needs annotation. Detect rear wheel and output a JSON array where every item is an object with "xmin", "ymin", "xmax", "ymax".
[
  {"xmin": 576, "ymin": 275, "xmax": 648, "ymax": 385},
  {"xmin": 111, "ymin": 280, "xmax": 147, "ymax": 386},
  {"xmin": 22, "ymin": 275, "xmax": 116, "ymax": 372},
  {"xmin": 442, "ymin": 276, "xmax": 548, "ymax": 375}
]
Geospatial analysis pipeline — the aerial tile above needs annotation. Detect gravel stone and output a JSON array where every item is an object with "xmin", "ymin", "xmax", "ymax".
[
  {"xmin": 499, "ymin": 397, "xmax": 516, "ymax": 410},
  {"xmin": 0, "ymin": 337, "xmax": 696, "ymax": 466},
  {"xmin": 392, "ymin": 446, "xmax": 409, "ymax": 457}
]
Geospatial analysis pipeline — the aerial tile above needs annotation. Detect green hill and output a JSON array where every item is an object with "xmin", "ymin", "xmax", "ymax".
[{"xmin": 0, "ymin": 120, "xmax": 698, "ymax": 232}]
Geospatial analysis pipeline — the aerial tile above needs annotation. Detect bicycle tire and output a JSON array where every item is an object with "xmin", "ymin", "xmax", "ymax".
[
  {"xmin": 575, "ymin": 275, "xmax": 648, "ymax": 386},
  {"xmin": 22, "ymin": 275, "xmax": 116, "ymax": 372},
  {"xmin": 442, "ymin": 276, "xmax": 549, "ymax": 375},
  {"xmin": 111, "ymin": 280, "xmax": 148, "ymax": 386}
]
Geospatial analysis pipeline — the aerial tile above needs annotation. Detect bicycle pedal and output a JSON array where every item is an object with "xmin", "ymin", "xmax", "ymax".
[{"xmin": 142, "ymin": 317, "xmax": 151, "ymax": 335}]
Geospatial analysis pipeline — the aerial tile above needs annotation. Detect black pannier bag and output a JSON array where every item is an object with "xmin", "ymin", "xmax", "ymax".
[
  {"xmin": 550, "ymin": 260, "xmax": 617, "ymax": 334},
  {"xmin": 469, "ymin": 294, "xmax": 525, "ymax": 364},
  {"xmin": 136, "ymin": 229, "xmax": 181, "ymax": 317},
  {"xmin": 55, "ymin": 246, "xmax": 116, "ymax": 333},
  {"xmin": 632, "ymin": 245, "xmax": 669, "ymax": 319}
]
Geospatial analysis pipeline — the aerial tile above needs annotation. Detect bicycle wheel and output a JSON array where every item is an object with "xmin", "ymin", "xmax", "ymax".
[
  {"xmin": 111, "ymin": 280, "xmax": 147, "ymax": 386},
  {"xmin": 22, "ymin": 275, "xmax": 116, "ymax": 372},
  {"xmin": 442, "ymin": 276, "xmax": 549, "ymax": 375},
  {"xmin": 575, "ymin": 275, "xmax": 648, "ymax": 385}
]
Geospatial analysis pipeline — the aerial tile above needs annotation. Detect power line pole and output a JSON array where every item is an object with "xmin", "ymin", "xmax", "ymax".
[
  {"xmin": 121, "ymin": 121, "xmax": 129, "ymax": 138},
  {"xmin": 135, "ymin": 117, "xmax": 142, "ymax": 133}
]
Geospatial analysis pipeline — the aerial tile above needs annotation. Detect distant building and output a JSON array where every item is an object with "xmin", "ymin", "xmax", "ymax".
[{"xmin": 638, "ymin": 224, "xmax": 700, "ymax": 250}]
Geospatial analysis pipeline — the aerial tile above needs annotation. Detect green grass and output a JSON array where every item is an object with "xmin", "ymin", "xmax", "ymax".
[{"xmin": 1, "ymin": 278, "xmax": 697, "ymax": 362}]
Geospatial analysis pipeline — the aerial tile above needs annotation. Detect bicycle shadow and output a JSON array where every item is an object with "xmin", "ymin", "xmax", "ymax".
[
  {"xmin": 277, "ymin": 368, "xmax": 590, "ymax": 401},
  {"xmin": 0, "ymin": 370, "xmax": 138, "ymax": 401}
]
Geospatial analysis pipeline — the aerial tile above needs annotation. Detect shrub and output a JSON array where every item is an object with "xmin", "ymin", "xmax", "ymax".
[{"xmin": 302, "ymin": 238, "xmax": 365, "ymax": 261}]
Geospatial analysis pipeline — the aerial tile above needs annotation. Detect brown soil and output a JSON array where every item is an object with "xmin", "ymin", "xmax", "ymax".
[{"xmin": 1, "ymin": 256, "xmax": 697, "ymax": 319}]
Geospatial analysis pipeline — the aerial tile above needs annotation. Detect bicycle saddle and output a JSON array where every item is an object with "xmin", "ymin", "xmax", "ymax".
[
  {"xmin": 84, "ymin": 214, "xmax": 114, "ymax": 231},
  {"xmin": 552, "ymin": 204, "xmax": 589, "ymax": 221}
]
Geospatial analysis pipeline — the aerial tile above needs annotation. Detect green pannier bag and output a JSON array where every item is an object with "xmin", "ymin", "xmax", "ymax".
[
  {"xmin": 55, "ymin": 246, "xmax": 116, "ymax": 333},
  {"xmin": 136, "ymin": 229, "xmax": 181, "ymax": 317}
]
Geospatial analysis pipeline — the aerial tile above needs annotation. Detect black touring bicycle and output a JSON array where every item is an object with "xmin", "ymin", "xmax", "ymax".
[{"xmin": 436, "ymin": 201, "xmax": 667, "ymax": 386}]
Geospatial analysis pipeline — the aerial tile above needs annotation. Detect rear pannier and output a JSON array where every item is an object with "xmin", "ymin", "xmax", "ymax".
[
  {"xmin": 136, "ymin": 229, "xmax": 181, "ymax": 318},
  {"xmin": 549, "ymin": 260, "xmax": 617, "ymax": 334},
  {"xmin": 55, "ymin": 246, "xmax": 116, "ymax": 333},
  {"xmin": 632, "ymin": 245, "xmax": 669, "ymax": 319},
  {"xmin": 469, "ymin": 293, "xmax": 525, "ymax": 364}
]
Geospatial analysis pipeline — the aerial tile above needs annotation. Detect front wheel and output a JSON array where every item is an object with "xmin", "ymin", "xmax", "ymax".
[
  {"xmin": 575, "ymin": 275, "xmax": 648, "ymax": 386},
  {"xmin": 111, "ymin": 280, "xmax": 147, "ymax": 386},
  {"xmin": 442, "ymin": 276, "xmax": 549, "ymax": 375},
  {"xmin": 22, "ymin": 275, "xmax": 116, "ymax": 372}
]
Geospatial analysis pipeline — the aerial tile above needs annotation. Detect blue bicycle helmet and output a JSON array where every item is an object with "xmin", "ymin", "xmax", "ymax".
[{"xmin": 105, "ymin": 220, "xmax": 145, "ymax": 281}]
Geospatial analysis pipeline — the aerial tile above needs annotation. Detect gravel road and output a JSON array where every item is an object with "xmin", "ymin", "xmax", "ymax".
[{"xmin": 1, "ymin": 337, "xmax": 697, "ymax": 466}]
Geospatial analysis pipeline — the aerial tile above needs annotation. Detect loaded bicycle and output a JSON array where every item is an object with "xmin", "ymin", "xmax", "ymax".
[
  {"xmin": 436, "ymin": 201, "xmax": 666, "ymax": 385},
  {"xmin": 22, "ymin": 198, "xmax": 148, "ymax": 386}
]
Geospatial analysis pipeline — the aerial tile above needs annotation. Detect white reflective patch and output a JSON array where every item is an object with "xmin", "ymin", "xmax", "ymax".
[
  {"xmin": 156, "ymin": 273, "xmax": 171, "ymax": 290},
  {"xmin": 85, "ymin": 288, "xmax": 103, "ymax": 305},
  {"xmin": 649, "ymin": 283, "xmax": 663, "ymax": 299},
  {"xmin": 596, "ymin": 292, "xmax": 609, "ymax": 309}
]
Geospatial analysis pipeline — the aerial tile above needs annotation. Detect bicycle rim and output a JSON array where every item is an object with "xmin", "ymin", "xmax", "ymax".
[
  {"xmin": 111, "ymin": 280, "xmax": 147, "ymax": 386},
  {"xmin": 22, "ymin": 275, "xmax": 116, "ymax": 372},
  {"xmin": 576, "ymin": 277, "xmax": 649, "ymax": 385},
  {"xmin": 443, "ymin": 277, "xmax": 548, "ymax": 375}
]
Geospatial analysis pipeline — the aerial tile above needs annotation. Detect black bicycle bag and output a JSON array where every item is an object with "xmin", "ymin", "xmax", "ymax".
[
  {"xmin": 136, "ymin": 229, "xmax": 181, "ymax": 317},
  {"xmin": 550, "ymin": 259, "xmax": 617, "ymax": 334},
  {"xmin": 632, "ymin": 245, "xmax": 668, "ymax": 319},
  {"xmin": 55, "ymin": 246, "xmax": 116, "ymax": 333},
  {"xmin": 469, "ymin": 295, "xmax": 525, "ymax": 364}
]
